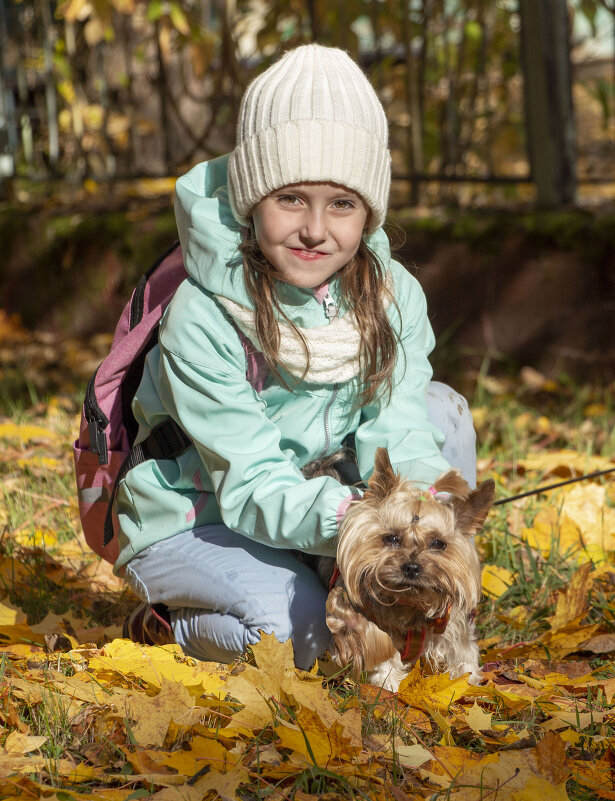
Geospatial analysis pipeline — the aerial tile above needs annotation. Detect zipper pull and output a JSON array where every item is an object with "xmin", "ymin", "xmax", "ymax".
[
  {"xmin": 88, "ymin": 420, "xmax": 109, "ymax": 465},
  {"xmin": 322, "ymin": 292, "xmax": 338, "ymax": 320}
]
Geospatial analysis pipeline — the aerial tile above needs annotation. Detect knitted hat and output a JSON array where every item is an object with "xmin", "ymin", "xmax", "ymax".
[{"xmin": 227, "ymin": 44, "xmax": 391, "ymax": 234}]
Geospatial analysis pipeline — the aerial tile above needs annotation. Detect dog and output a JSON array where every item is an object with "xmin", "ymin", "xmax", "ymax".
[{"xmin": 302, "ymin": 447, "xmax": 495, "ymax": 692}]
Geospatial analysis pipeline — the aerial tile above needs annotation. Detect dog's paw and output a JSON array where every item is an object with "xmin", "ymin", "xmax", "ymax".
[
  {"xmin": 448, "ymin": 663, "xmax": 485, "ymax": 685},
  {"xmin": 467, "ymin": 669, "xmax": 486, "ymax": 686}
]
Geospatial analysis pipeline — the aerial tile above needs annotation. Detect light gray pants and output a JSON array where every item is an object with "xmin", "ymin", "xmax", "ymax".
[{"xmin": 124, "ymin": 381, "xmax": 476, "ymax": 669}]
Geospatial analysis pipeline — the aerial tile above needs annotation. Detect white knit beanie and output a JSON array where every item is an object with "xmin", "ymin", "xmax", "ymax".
[{"xmin": 227, "ymin": 44, "xmax": 391, "ymax": 234}]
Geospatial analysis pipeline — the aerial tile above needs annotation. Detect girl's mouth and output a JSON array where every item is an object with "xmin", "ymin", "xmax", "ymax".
[{"xmin": 288, "ymin": 247, "xmax": 328, "ymax": 260}]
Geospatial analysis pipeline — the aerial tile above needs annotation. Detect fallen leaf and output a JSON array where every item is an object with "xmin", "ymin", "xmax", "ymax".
[
  {"xmin": 510, "ymin": 776, "xmax": 571, "ymax": 801},
  {"xmin": 516, "ymin": 450, "xmax": 613, "ymax": 477},
  {"xmin": 276, "ymin": 706, "xmax": 361, "ymax": 764},
  {"xmin": 482, "ymin": 564, "xmax": 515, "ymax": 598},
  {"xmin": 547, "ymin": 562, "xmax": 593, "ymax": 630},
  {"xmin": 394, "ymin": 743, "xmax": 432, "ymax": 768},
  {"xmin": 122, "ymin": 678, "xmax": 197, "ymax": 747},
  {"xmin": 580, "ymin": 632, "xmax": 615, "ymax": 654},
  {"xmin": 3, "ymin": 732, "xmax": 47, "ymax": 755},
  {"xmin": 463, "ymin": 702, "xmax": 493, "ymax": 733}
]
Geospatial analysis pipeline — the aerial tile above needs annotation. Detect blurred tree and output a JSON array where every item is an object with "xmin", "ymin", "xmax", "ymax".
[
  {"xmin": 519, "ymin": 0, "xmax": 577, "ymax": 206},
  {"xmin": 0, "ymin": 0, "xmax": 610, "ymax": 207}
]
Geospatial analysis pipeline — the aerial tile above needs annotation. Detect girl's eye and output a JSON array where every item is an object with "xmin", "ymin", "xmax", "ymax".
[
  {"xmin": 278, "ymin": 195, "xmax": 301, "ymax": 206},
  {"xmin": 382, "ymin": 533, "xmax": 401, "ymax": 547},
  {"xmin": 332, "ymin": 199, "xmax": 355, "ymax": 210},
  {"xmin": 430, "ymin": 539, "xmax": 447, "ymax": 551}
]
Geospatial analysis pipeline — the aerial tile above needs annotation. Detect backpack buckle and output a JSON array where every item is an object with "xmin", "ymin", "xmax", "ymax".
[{"xmin": 145, "ymin": 419, "xmax": 191, "ymax": 461}]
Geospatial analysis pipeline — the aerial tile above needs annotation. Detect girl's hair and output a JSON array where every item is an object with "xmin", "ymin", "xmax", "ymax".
[{"xmin": 239, "ymin": 232, "xmax": 399, "ymax": 406}]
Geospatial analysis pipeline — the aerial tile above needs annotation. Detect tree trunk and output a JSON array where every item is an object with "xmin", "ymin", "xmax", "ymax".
[
  {"xmin": 0, "ymin": 0, "xmax": 15, "ymax": 187},
  {"xmin": 519, "ymin": 0, "xmax": 576, "ymax": 206},
  {"xmin": 40, "ymin": 0, "xmax": 59, "ymax": 169}
]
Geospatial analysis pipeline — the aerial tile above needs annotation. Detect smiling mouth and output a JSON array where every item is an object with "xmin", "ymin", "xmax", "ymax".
[{"xmin": 288, "ymin": 247, "xmax": 329, "ymax": 259}]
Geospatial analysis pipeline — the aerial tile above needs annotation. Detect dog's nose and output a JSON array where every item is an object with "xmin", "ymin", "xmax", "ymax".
[{"xmin": 402, "ymin": 562, "xmax": 421, "ymax": 579}]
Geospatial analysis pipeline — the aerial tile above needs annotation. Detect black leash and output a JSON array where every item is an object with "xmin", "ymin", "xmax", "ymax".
[{"xmin": 493, "ymin": 466, "xmax": 615, "ymax": 506}]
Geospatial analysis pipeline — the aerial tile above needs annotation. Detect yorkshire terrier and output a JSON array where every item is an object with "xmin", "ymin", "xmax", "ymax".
[{"xmin": 302, "ymin": 447, "xmax": 495, "ymax": 692}]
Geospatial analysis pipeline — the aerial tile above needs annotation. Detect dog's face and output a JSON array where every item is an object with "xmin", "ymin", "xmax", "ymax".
[{"xmin": 337, "ymin": 448, "xmax": 495, "ymax": 622}]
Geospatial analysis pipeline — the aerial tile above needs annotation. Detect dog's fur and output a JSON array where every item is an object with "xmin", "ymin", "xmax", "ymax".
[{"xmin": 302, "ymin": 447, "xmax": 495, "ymax": 692}]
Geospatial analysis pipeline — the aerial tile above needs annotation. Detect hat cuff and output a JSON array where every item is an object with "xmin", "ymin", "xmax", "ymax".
[{"xmin": 228, "ymin": 119, "xmax": 391, "ymax": 233}]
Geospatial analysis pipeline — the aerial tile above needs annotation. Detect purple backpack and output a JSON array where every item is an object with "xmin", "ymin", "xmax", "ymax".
[{"xmin": 73, "ymin": 242, "xmax": 266, "ymax": 564}]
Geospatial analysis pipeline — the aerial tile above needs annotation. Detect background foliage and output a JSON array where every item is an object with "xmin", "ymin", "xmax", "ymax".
[{"xmin": 1, "ymin": 0, "xmax": 614, "ymax": 207}]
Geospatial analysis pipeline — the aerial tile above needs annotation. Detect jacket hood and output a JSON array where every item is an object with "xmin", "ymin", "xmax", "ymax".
[
  {"xmin": 174, "ymin": 154, "xmax": 254, "ymax": 308},
  {"xmin": 173, "ymin": 153, "xmax": 393, "ymax": 316}
]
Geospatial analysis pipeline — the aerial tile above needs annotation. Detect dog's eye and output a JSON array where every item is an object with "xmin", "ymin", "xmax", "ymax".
[
  {"xmin": 382, "ymin": 533, "xmax": 401, "ymax": 547},
  {"xmin": 430, "ymin": 539, "xmax": 447, "ymax": 551}
]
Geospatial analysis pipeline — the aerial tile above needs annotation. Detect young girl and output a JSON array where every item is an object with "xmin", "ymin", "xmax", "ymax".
[{"xmin": 117, "ymin": 44, "xmax": 477, "ymax": 670}]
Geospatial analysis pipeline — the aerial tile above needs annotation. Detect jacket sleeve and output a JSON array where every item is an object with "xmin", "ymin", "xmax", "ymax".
[
  {"xmin": 155, "ymin": 287, "xmax": 354, "ymax": 557},
  {"xmin": 354, "ymin": 259, "xmax": 452, "ymax": 488}
]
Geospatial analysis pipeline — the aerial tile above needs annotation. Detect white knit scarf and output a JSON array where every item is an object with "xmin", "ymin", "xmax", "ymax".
[{"xmin": 216, "ymin": 295, "xmax": 362, "ymax": 384}]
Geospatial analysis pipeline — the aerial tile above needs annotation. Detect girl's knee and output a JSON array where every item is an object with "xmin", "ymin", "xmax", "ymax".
[
  {"xmin": 427, "ymin": 382, "xmax": 475, "ymax": 437},
  {"xmin": 427, "ymin": 381, "xmax": 477, "ymax": 487},
  {"xmin": 170, "ymin": 592, "xmax": 332, "ymax": 671}
]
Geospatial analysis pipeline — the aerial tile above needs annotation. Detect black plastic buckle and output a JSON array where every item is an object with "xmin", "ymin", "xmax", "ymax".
[{"xmin": 145, "ymin": 420, "xmax": 191, "ymax": 460}]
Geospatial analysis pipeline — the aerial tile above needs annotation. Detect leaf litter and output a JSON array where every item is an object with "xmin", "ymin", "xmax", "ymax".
[{"xmin": 0, "ymin": 342, "xmax": 614, "ymax": 799}]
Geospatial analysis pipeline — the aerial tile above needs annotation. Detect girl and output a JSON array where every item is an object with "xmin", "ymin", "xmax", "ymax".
[{"xmin": 118, "ymin": 44, "xmax": 477, "ymax": 670}]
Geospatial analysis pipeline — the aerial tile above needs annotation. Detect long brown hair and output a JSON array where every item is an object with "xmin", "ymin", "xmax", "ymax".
[{"xmin": 238, "ymin": 233, "xmax": 400, "ymax": 406}]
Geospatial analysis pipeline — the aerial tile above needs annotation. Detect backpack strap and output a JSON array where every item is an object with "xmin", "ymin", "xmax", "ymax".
[{"xmin": 103, "ymin": 418, "xmax": 191, "ymax": 546}]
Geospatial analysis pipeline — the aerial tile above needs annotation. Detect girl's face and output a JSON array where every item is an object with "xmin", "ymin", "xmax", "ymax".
[{"xmin": 252, "ymin": 183, "xmax": 369, "ymax": 289}]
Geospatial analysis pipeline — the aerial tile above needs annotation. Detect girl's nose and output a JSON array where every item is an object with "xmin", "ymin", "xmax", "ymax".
[{"xmin": 300, "ymin": 209, "xmax": 326, "ymax": 245}]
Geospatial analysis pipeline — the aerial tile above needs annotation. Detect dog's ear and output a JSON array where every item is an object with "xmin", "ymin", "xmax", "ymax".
[
  {"xmin": 432, "ymin": 469, "xmax": 471, "ymax": 500},
  {"xmin": 365, "ymin": 447, "xmax": 401, "ymax": 500},
  {"xmin": 453, "ymin": 479, "xmax": 496, "ymax": 535}
]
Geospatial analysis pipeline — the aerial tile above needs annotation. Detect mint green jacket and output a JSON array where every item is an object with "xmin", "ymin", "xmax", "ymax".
[{"xmin": 114, "ymin": 155, "xmax": 450, "ymax": 571}]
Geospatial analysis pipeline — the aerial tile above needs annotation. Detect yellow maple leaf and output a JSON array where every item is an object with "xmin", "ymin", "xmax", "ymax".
[
  {"xmin": 3, "ymin": 732, "xmax": 47, "ymax": 755},
  {"xmin": 88, "ymin": 639, "xmax": 227, "ymax": 697},
  {"xmin": 560, "ymin": 484, "xmax": 615, "ymax": 558},
  {"xmin": 522, "ymin": 507, "xmax": 583, "ymax": 558},
  {"xmin": 482, "ymin": 564, "xmax": 514, "ymax": 598},
  {"xmin": 121, "ymin": 678, "xmax": 196, "ymax": 748},
  {"xmin": 276, "ymin": 706, "xmax": 360, "ymax": 764},
  {"xmin": 0, "ymin": 600, "xmax": 44, "ymax": 645},
  {"xmin": 547, "ymin": 562, "xmax": 593, "ymax": 630},
  {"xmin": 397, "ymin": 662, "xmax": 484, "ymax": 712},
  {"xmin": 0, "ymin": 753, "xmax": 48, "ymax": 779},
  {"xmin": 227, "ymin": 633, "xmax": 349, "ymax": 738},
  {"xmin": 511, "ymin": 776, "xmax": 571, "ymax": 801},
  {"xmin": 197, "ymin": 766, "xmax": 250, "ymax": 801},
  {"xmin": 225, "ymin": 669, "xmax": 277, "ymax": 733},
  {"xmin": 536, "ymin": 623, "xmax": 602, "ymax": 659},
  {"xmin": 128, "ymin": 736, "xmax": 234, "ymax": 778},
  {"xmin": 394, "ymin": 743, "xmax": 432, "ymax": 768},
  {"xmin": 463, "ymin": 701, "xmax": 493, "ymax": 734}
]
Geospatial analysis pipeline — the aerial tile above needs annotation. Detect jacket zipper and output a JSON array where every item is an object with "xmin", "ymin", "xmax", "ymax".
[
  {"xmin": 318, "ymin": 384, "xmax": 339, "ymax": 459},
  {"xmin": 129, "ymin": 240, "xmax": 181, "ymax": 330},
  {"xmin": 317, "ymin": 288, "xmax": 340, "ymax": 457},
  {"xmin": 322, "ymin": 291, "xmax": 338, "ymax": 320},
  {"xmin": 84, "ymin": 367, "xmax": 109, "ymax": 465}
]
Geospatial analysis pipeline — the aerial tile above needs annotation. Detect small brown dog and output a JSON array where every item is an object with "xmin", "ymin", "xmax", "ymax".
[{"xmin": 303, "ymin": 447, "xmax": 494, "ymax": 692}]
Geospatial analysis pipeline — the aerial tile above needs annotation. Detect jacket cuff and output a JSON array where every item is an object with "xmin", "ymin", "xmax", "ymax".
[{"xmin": 337, "ymin": 492, "xmax": 361, "ymax": 526}]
